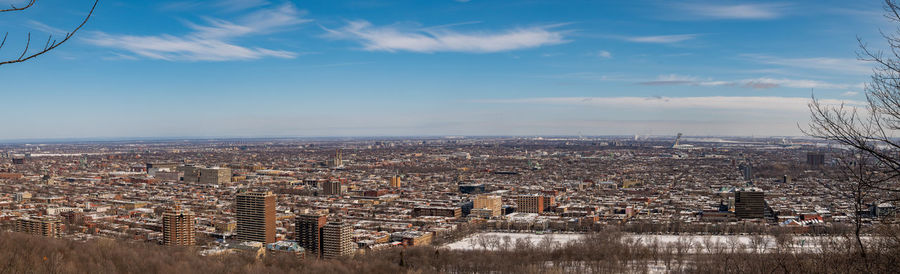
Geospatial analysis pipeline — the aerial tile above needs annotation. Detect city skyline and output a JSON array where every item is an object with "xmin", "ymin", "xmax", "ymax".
[{"xmin": 0, "ymin": 0, "xmax": 884, "ymax": 139}]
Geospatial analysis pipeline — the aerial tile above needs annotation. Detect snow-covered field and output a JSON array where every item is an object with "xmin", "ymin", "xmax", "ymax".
[
  {"xmin": 444, "ymin": 232, "xmax": 861, "ymax": 253},
  {"xmin": 444, "ymin": 232, "xmax": 582, "ymax": 250}
]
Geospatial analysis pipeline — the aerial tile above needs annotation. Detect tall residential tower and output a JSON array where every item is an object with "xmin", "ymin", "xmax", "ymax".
[
  {"xmin": 162, "ymin": 205, "xmax": 195, "ymax": 246},
  {"xmin": 235, "ymin": 191, "xmax": 276, "ymax": 244}
]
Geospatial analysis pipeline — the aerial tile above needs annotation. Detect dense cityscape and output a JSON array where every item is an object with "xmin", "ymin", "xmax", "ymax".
[
  {"xmin": 7, "ymin": 0, "xmax": 900, "ymax": 272},
  {"xmin": 0, "ymin": 136, "xmax": 875, "ymax": 261}
]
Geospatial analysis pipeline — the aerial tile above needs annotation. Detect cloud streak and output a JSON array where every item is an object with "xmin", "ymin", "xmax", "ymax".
[
  {"xmin": 86, "ymin": 33, "xmax": 296, "ymax": 61},
  {"xmin": 675, "ymin": 3, "xmax": 789, "ymax": 20},
  {"xmin": 594, "ymin": 50, "xmax": 612, "ymax": 58},
  {"xmin": 637, "ymin": 74, "xmax": 863, "ymax": 90},
  {"xmin": 324, "ymin": 20, "xmax": 568, "ymax": 53},
  {"xmin": 86, "ymin": 3, "xmax": 308, "ymax": 61},
  {"xmin": 477, "ymin": 96, "xmax": 861, "ymax": 112},
  {"xmin": 618, "ymin": 34, "xmax": 700, "ymax": 43},
  {"xmin": 742, "ymin": 54, "xmax": 872, "ymax": 75}
]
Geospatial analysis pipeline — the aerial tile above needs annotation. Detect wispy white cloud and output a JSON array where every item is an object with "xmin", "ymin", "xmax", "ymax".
[
  {"xmin": 87, "ymin": 33, "xmax": 296, "ymax": 61},
  {"xmin": 619, "ymin": 34, "xmax": 700, "ymax": 43},
  {"xmin": 187, "ymin": 4, "xmax": 311, "ymax": 39},
  {"xmin": 476, "ymin": 96, "xmax": 861, "ymax": 112},
  {"xmin": 742, "ymin": 54, "xmax": 872, "ymax": 75},
  {"xmin": 740, "ymin": 78, "xmax": 862, "ymax": 90},
  {"xmin": 593, "ymin": 50, "xmax": 612, "ymax": 58},
  {"xmin": 324, "ymin": 20, "xmax": 568, "ymax": 53},
  {"xmin": 637, "ymin": 74, "xmax": 863, "ymax": 90},
  {"xmin": 86, "ymin": 3, "xmax": 308, "ymax": 61},
  {"xmin": 842, "ymin": 91, "xmax": 860, "ymax": 97},
  {"xmin": 675, "ymin": 3, "xmax": 790, "ymax": 20},
  {"xmin": 637, "ymin": 74, "xmax": 709, "ymax": 86},
  {"xmin": 26, "ymin": 20, "xmax": 66, "ymax": 34}
]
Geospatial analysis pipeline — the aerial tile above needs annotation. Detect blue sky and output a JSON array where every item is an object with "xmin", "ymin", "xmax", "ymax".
[{"xmin": 0, "ymin": 0, "xmax": 888, "ymax": 139}]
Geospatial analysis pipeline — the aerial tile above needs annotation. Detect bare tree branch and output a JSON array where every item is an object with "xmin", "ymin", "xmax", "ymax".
[
  {"xmin": 0, "ymin": 0, "xmax": 35, "ymax": 13},
  {"xmin": 0, "ymin": 0, "xmax": 97, "ymax": 66}
]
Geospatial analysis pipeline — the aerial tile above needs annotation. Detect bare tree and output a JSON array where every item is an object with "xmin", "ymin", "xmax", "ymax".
[
  {"xmin": 807, "ymin": 0, "xmax": 900, "ymax": 241},
  {"xmin": 831, "ymin": 152, "xmax": 887, "ymax": 262},
  {"xmin": 0, "ymin": 0, "xmax": 98, "ymax": 66}
]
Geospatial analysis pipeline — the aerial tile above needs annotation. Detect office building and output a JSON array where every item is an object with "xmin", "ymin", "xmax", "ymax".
[
  {"xmin": 473, "ymin": 195, "xmax": 502, "ymax": 217},
  {"xmin": 322, "ymin": 221, "xmax": 353, "ymax": 259},
  {"xmin": 236, "ymin": 191, "xmax": 276, "ymax": 244},
  {"xmin": 200, "ymin": 167, "xmax": 232, "ymax": 184},
  {"xmin": 735, "ymin": 191, "xmax": 765, "ymax": 219},
  {"xmin": 178, "ymin": 165, "xmax": 201, "ymax": 183},
  {"xmin": 162, "ymin": 205, "xmax": 195, "ymax": 246},
  {"xmin": 296, "ymin": 211, "xmax": 327, "ymax": 258},
  {"xmin": 516, "ymin": 195, "xmax": 544, "ymax": 214}
]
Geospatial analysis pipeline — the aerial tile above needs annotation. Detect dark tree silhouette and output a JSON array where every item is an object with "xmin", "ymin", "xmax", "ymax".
[{"xmin": 0, "ymin": 0, "xmax": 97, "ymax": 66}]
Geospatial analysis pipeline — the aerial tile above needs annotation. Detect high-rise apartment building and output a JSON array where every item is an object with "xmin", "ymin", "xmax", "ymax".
[
  {"xmin": 322, "ymin": 181, "xmax": 343, "ymax": 196},
  {"xmin": 322, "ymin": 221, "xmax": 353, "ymax": 259},
  {"xmin": 735, "ymin": 191, "xmax": 765, "ymax": 219},
  {"xmin": 389, "ymin": 175, "xmax": 401, "ymax": 188},
  {"xmin": 162, "ymin": 205, "xmax": 195, "ymax": 246},
  {"xmin": 473, "ymin": 195, "xmax": 502, "ymax": 217},
  {"xmin": 236, "ymin": 191, "xmax": 276, "ymax": 244},
  {"xmin": 807, "ymin": 153, "xmax": 826, "ymax": 166},
  {"xmin": 515, "ymin": 195, "xmax": 544, "ymax": 214},
  {"xmin": 542, "ymin": 195, "xmax": 556, "ymax": 208},
  {"xmin": 296, "ymin": 211, "xmax": 327, "ymax": 258},
  {"xmin": 15, "ymin": 217, "xmax": 62, "ymax": 238},
  {"xmin": 739, "ymin": 163, "xmax": 753, "ymax": 181}
]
